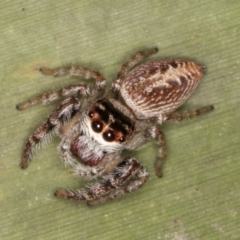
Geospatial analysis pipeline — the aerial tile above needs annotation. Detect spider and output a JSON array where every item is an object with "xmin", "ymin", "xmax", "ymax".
[{"xmin": 17, "ymin": 48, "xmax": 213, "ymax": 205}]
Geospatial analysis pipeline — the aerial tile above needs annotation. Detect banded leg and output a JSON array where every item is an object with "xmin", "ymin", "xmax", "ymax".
[
  {"xmin": 39, "ymin": 66, "xmax": 106, "ymax": 90},
  {"xmin": 155, "ymin": 129, "xmax": 167, "ymax": 177},
  {"xmin": 16, "ymin": 66, "xmax": 106, "ymax": 110},
  {"xmin": 17, "ymin": 84, "xmax": 90, "ymax": 110},
  {"xmin": 55, "ymin": 157, "xmax": 149, "ymax": 205},
  {"xmin": 21, "ymin": 97, "xmax": 80, "ymax": 169},
  {"xmin": 111, "ymin": 47, "xmax": 158, "ymax": 91},
  {"xmin": 88, "ymin": 164, "xmax": 149, "ymax": 206},
  {"xmin": 145, "ymin": 126, "xmax": 167, "ymax": 177},
  {"xmin": 166, "ymin": 105, "xmax": 214, "ymax": 122}
]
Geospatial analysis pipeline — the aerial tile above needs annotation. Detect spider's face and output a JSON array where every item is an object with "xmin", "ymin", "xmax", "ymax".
[
  {"xmin": 86, "ymin": 98, "xmax": 135, "ymax": 149},
  {"xmin": 70, "ymin": 98, "xmax": 135, "ymax": 166}
]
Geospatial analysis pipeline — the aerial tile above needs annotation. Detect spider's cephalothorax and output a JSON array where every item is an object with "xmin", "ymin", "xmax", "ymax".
[
  {"xmin": 68, "ymin": 98, "xmax": 135, "ymax": 167},
  {"xmin": 17, "ymin": 48, "xmax": 213, "ymax": 205}
]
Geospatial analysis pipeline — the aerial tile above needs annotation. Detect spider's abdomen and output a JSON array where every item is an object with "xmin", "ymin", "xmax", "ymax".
[{"xmin": 120, "ymin": 60, "xmax": 204, "ymax": 120}]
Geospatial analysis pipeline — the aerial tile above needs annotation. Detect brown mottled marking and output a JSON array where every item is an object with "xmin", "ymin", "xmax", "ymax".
[
  {"xmin": 119, "ymin": 60, "xmax": 204, "ymax": 120},
  {"xmin": 180, "ymin": 75, "xmax": 187, "ymax": 84},
  {"xmin": 169, "ymin": 61, "xmax": 178, "ymax": 68}
]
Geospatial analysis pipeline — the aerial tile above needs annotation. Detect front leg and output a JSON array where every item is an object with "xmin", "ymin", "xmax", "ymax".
[
  {"xmin": 20, "ymin": 97, "xmax": 80, "ymax": 169},
  {"xmin": 55, "ymin": 156, "xmax": 149, "ymax": 205}
]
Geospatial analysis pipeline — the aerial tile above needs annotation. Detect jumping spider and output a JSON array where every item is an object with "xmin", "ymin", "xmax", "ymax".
[{"xmin": 17, "ymin": 48, "xmax": 213, "ymax": 205}]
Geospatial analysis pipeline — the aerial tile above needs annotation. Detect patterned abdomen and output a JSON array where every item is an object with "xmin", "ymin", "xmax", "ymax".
[{"xmin": 120, "ymin": 60, "xmax": 204, "ymax": 120}]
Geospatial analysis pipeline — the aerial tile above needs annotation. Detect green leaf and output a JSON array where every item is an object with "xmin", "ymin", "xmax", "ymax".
[{"xmin": 1, "ymin": 1, "xmax": 239, "ymax": 239}]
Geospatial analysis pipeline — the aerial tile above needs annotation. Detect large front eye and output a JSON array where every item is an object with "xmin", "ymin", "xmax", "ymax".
[
  {"xmin": 103, "ymin": 130, "xmax": 115, "ymax": 142},
  {"xmin": 92, "ymin": 121, "xmax": 103, "ymax": 133}
]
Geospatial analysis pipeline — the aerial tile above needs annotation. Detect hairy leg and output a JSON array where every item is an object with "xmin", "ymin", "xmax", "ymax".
[
  {"xmin": 126, "ymin": 125, "xmax": 166, "ymax": 178},
  {"xmin": 88, "ymin": 164, "xmax": 149, "ymax": 206},
  {"xmin": 17, "ymin": 84, "xmax": 89, "ymax": 110},
  {"xmin": 145, "ymin": 126, "xmax": 167, "ymax": 177},
  {"xmin": 166, "ymin": 105, "xmax": 214, "ymax": 122},
  {"xmin": 153, "ymin": 105, "xmax": 214, "ymax": 176},
  {"xmin": 16, "ymin": 66, "xmax": 106, "ymax": 110},
  {"xmin": 55, "ymin": 157, "xmax": 149, "ymax": 204},
  {"xmin": 39, "ymin": 65, "xmax": 106, "ymax": 90},
  {"xmin": 154, "ymin": 106, "xmax": 214, "ymax": 176},
  {"xmin": 154, "ymin": 129, "xmax": 167, "ymax": 177},
  {"xmin": 20, "ymin": 97, "xmax": 80, "ymax": 169}
]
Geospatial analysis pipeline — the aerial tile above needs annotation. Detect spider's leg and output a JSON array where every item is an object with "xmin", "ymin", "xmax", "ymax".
[
  {"xmin": 39, "ymin": 65, "xmax": 106, "ymax": 90},
  {"xmin": 20, "ymin": 97, "xmax": 80, "ymax": 169},
  {"xmin": 16, "ymin": 66, "xmax": 106, "ymax": 110},
  {"xmin": 111, "ymin": 47, "xmax": 158, "ymax": 91},
  {"xmin": 126, "ymin": 125, "xmax": 166, "ymax": 178},
  {"xmin": 87, "ymin": 162, "xmax": 149, "ymax": 206},
  {"xmin": 17, "ymin": 84, "xmax": 89, "ymax": 110},
  {"xmin": 154, "ymin": 129, "xmax": 167, "ymax": 178},
  {"xmin": 165, "ymin": 105, "xmax": 214, "ymax": 122},
  {"xmin": 152, "ymin": 105, "xmax": 214, "ymax": 176},
  {"xmin": 145, "ymin": 126, "xmax": 167, "ymax": 178},
  {"xmin": 55, "ymin": 157, "xmax": 149, "ymax": 204}
]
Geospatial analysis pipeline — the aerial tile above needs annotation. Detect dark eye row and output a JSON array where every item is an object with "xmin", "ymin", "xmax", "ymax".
[
  {"xmin": 89, "ymin": 112, "xmax": 125, "ymax": 143},
  {"xmin": 103, "ymin": 130, "xmax": 115, "ymax": 142},
  {"xmin": 92, "ymin": 121, "xmax": 102, "ymax": 133},
  {"xmin": 91, "ymin": 121, "xmax": 115, "ymax": 142}
]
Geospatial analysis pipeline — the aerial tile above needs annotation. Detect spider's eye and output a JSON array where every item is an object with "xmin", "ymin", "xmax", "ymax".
[
  {"xmin": 92, "ymin": 121, "xmax": 103, "ymax": 133},
  {"xmin": 119, "ymin": 136, "xmax": 125, "ymax": 143},
  {"xmin": 88, "ymin": 111, "xmax": 94, "ymax": 118},
  {"xmin": 103, "ymin": 130, "xmax": 115, "ymax": 142}
]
